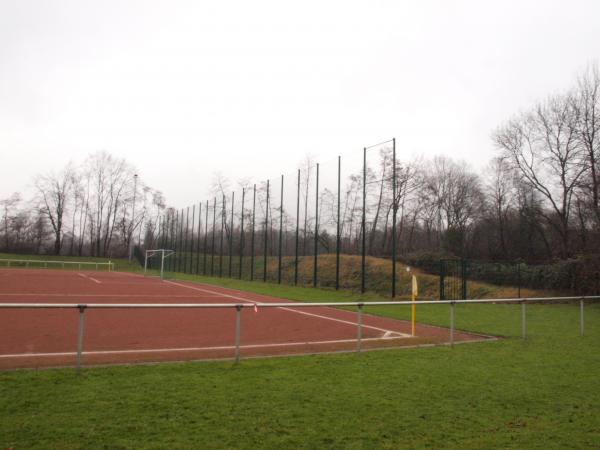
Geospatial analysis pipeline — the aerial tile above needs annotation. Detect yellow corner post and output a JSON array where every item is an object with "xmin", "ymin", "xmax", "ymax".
[{"xmin": 411, "ymin": 275, "xmax": 418, "ymax": 336}]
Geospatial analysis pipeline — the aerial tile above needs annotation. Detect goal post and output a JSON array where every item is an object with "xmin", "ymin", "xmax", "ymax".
[{"xmin": 144, "ymin": 249, "xmax": 175, "ymax": 280}]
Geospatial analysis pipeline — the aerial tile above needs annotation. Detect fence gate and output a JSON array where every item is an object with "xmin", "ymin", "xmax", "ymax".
[{"xmin": 439, "ymin": 259, "xmax": 468, "ymax": 300}]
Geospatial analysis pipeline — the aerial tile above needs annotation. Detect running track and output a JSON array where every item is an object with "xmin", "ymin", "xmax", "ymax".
[{"xmin": 0, "ymin": 269, "xmax": 487, "ymax": 369}]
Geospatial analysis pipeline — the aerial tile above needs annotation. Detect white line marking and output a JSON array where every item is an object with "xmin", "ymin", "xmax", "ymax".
[
  {"xmin": 163, "ymin": 280, "xmax": 409, "ymax": 337},
  {"xmin": 77, "ymin": 273, "xmax": 101, "ymax": 284},
  {"xmin": 0, "ymin": 336, "xmax": 409, "ymax": 359}
]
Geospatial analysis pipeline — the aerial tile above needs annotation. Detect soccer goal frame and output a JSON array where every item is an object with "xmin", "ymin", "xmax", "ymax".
[{"xmin": 144, "ymin": 249, "xmax": 175, "ymax": 280}]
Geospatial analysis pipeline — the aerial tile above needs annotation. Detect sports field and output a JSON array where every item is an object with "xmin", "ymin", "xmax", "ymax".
[{"xmin": 0, "ymin": 268, "xmax": 486, "ymax": 370}]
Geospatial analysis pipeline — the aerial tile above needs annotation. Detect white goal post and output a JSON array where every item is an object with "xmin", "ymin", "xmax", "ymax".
[{"xmin": 144, "ymin": 249, "xmax": 175, "ymax": 280}]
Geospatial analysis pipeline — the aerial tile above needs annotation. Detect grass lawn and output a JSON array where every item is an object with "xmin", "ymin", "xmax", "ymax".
[{"xmin": 1, "ymin": 270, "xmax": 599, "ymax": 449}]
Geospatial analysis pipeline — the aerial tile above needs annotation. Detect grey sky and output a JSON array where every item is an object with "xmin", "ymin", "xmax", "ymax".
[{"xmin": 1, "ymin": 0, "xmax": 599, "ymax": 207}]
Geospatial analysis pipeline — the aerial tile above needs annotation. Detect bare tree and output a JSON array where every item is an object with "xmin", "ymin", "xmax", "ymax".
[
  {"xmin": 494, "ymin": 92, "xmax": 588, "ymax": 257},
  {"xmin": 484, "ymin": 157, "xmax": 515, "ymax": 257},
  {"xmin": 573, "ymin": 63, "xmax": 600, "ymax": 226},
  {"xmin": 34, "ymin": 165, "xmax": 74, "ymax": 255},
  {"xmin": 0, "ymin": 192, "xmax": 21, "ymax": 251}
]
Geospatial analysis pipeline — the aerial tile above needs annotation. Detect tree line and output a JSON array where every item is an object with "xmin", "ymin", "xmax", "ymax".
[
  {"xmin": 1, "ymin": 151, "xmax": 164, "ymax": 258},
  {"xmin": 2, "ymin": 64, "xmax": 598, "ymax": 265}
]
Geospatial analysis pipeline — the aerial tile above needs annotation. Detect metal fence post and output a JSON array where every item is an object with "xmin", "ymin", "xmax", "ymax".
[
  {"xmin": 278, "ymin": 175, "xmax": 283, "ymax": 284},
  {"xmin": 521, "ymin": 300, "xmax": 526, "ymax": 339},
  {"xmin": 580, "ymin": 298, "xmax": 584, "ymax": 336},
  {"xmin": 391, "ymin": 137, "xmax": 396, "ymax": 298},
  {"xmin": 357, "ymin": 303, "xmax": 363, "ymax": 353},
  {"xmin": 239, "ymin": 189, "xmax": 245, "ymax": 279},
  {"xmin": 76, "ymin": 305, "xmax": 86, "ymax": 375},
  {"xmin": 313, "ymin": 163, "xmax": 319, "ymax": 288},
  {"xmin": 336, "ymin": 156, "xmax": 341, "ymax": 290},
  {"xmin": 450, "ymin": 301, "xmax": 455, "ymax": 346},
  {"xmin": 234, "ymin": 305, "xmax": 242, "ymax": 363},
  {"xmin": 294, "ymin": 170, "xmax": 300, "ymax": 286},
  {"xmin": 263, "ymin": 180, "xmax": 269, "ymax": 283},
  {"xmin": 361, "ymin": 147, "xmax": 366, "ymax": 294}
]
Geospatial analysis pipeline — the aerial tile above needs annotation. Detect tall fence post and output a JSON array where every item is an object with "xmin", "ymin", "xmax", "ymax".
[
  {"xmin": 263, "ymin": 180, "xmax": 269, "ymax": 282},
  {"xmin": 278, "ymin": 174, "xmax": 283, "ymax": 284},
  {"xmin": 211, "ymin": 198, "xmax": 216, "ymax": 276},
  {"xmin": 450, "ymin": 301, "xmax": 455, "ymax": 346},
  {"xmin": 196, "ymin": 202, "xmax": 201, "ymax": 275},
  {"xmin": 521, "ymin": 300, "xmax": 526, "ymax": 339},
  {"xmin": 178, "ymin": 208, "xmax": 184, "ymax": 272},
  {"xmin": 336, "ymin": 156, "xmax": 341, "ymax": 291},
  {"xmin": 239, "ymin": 188, "xmax": 245, "ymax": 279},
  {"xmin": 76, "ymin": 305, "xmax": 86, "ymax": 375},
  {"xmin": 234, "ymin": 305, "xmax": 242, "ymax": 363},
  {"xmin": 313, "ymin": 163, "xmax": 319, "ymax": 288},
  {"xmin": 357, "ymin": 303, "xmax": 363, "ymax": 353},
  {"xmin": 229, "ymin": 191, "xmax": 234, "ymax": 278},
  {"xmin": 184, "ymin": 206, "xmax": 190, "ymax": 273},
  {"xmin": 219, "ymin": 195, "xmax": 225, "ymax": 277},
  {"xmin": 392, "ymin": 138, "xmax": 397, "ymax": 298},
  {"xmin": 250, "ymin": 185, "xmax": 256, "ymax": 281},
  {"xmin": 580, "ymin": 298, "xmax": 584, "ymax": 336},
  {"xmin": 203, "ymin": 200, "xmax": 209, "ymax": 275},
  {"xmin": 361, "ymin": 147, "xmax": 366, "ymax": 294},
  {"xmin": 294, "ymin": 169, "xmax": 300, "ymax": 286},
  {"xmin": 190, "ymin": 205, "xmax": 195, "ymax": 274}
]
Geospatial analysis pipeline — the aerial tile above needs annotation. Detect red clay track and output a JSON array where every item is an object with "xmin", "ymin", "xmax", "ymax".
[{"xmin": 0, "ymin": 269, "xmax": 491, "ymax": 369}]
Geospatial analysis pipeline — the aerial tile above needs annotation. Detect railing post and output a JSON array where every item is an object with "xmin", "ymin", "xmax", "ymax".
[
  {"xmin": 450, "ymin": 301, "xmax": 455, "ymax": 347},
  {"xmin": 76, "ymin": 305, "xmax": 86, "ymax": 375},
  {"xmin": 356, "ymin": 303, "xmax": 363, "ymax": 353},
  {"xmin": 234, "ymin": 305, "xmax": 242, "ymax": 363},
  {"xmin": 521, "ymin": 300, "xmax": 526, "ymax": 340},
  {"xmin": 580, "ymin": 298, "xmax": 584, "ymax": 336}
]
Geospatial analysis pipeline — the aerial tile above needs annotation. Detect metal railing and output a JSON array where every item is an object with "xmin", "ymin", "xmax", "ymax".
[
  {"xmin": 1, "ymin": 295, "xmax": 598, "ymax": 374},
  {"xmin": 0, "ymin": 259, "xmax": 114, "ymax": 271}
]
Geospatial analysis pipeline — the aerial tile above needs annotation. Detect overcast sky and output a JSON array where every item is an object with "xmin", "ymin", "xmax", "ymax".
[{"xmin": 1, "ymin": 0, "xmax": 599, "ymax": 207}]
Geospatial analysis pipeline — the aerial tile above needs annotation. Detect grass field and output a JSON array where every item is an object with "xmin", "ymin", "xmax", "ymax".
[{"xmin": 1, "ymin": 264, "xmax": 599, "ymax": 449}]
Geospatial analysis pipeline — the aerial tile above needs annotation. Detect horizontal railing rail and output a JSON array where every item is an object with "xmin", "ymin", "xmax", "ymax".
[
  {"xmin": 1, "ymin": 295, "xmax": 599, "ymax": 309},
  {"xmin": 1, "ymin": 295, "xmax": 598, "ymax": 374},
  {"xmin": 0, "ymin": 259, "xmax": 114, "ymax": 270}
]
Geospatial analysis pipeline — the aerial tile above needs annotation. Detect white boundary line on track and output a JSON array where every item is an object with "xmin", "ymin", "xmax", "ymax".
[
  {"xmin": 77, "ymin": 273, "xmax": 101, "ymax": 284},
  {"xmin": 163, "ymin": 280, "xmax": 410, "ymax": 337},
  {"xmin": 0, "ymin": 336, "xmax": 407, "ymax": 359}
]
